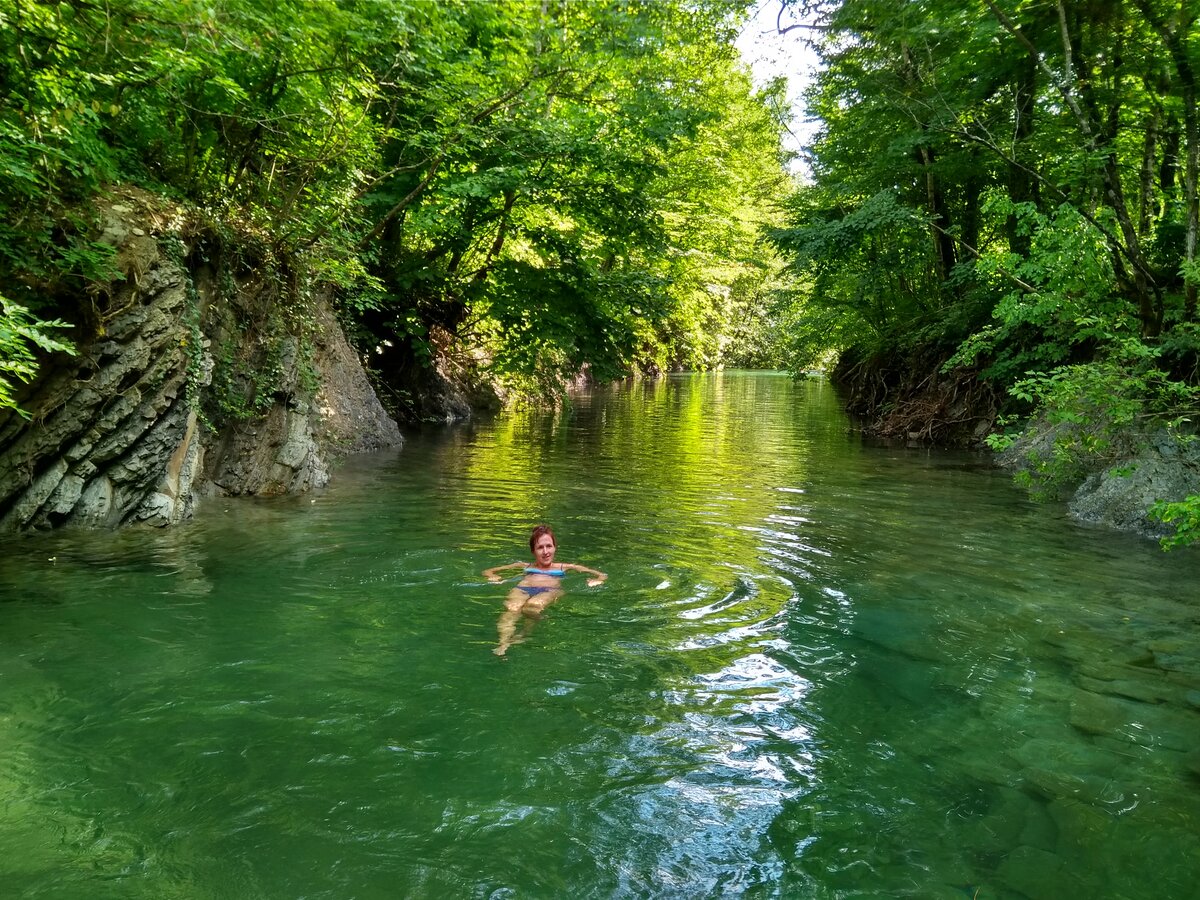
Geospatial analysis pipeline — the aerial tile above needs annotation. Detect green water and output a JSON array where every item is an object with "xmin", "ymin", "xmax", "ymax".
[{"xmin": 2, "ymin": 372, "xmax": 1198, "ymax": 899}]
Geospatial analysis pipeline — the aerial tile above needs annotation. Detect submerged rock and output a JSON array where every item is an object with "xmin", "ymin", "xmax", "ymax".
[
  {"xmin": 995, "ymin": 844, "xmax": 1076, "ymax": 900},
  {"xmin": 1067, "ymin": 689, "xmax": 1196, "ymax": 753}
]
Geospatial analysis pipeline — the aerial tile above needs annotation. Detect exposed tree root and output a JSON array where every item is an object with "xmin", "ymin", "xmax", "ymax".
[{"xmin": 832, "ymin": 347, "xmax": 1000, "ymax": 448}]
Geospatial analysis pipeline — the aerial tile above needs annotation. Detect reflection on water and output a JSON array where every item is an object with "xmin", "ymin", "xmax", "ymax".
[{"xmin": 1, "ymin": 372, "xmax": 1198, "ymax": 898}]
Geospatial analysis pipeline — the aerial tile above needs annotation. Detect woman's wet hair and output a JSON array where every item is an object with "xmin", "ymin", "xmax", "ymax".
[{"xmin": 529, "ymin": 524, "xmax": 556, "ymax": 552}]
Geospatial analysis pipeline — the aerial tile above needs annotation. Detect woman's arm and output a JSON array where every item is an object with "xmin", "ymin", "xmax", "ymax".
[
  {"xmin": 562, "ymin": 563, "xmax": 607, "ymax": 586},
  {"xmin": 482, "ymin": 561, "xmax": 527, "ymax": 582}
]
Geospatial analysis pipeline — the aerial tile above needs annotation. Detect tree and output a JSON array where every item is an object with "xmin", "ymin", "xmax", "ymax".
[
  {"xmin": 771, "ymin": 0, "xmax": 1200, "ymax": 377},
  {"xmin": 769, "ymin": 0, "xmax": 1200, "ymax": 542},
  {"xmin": 1, "ymin": 0, "xmax": 794, "ymax": 416},
  {"xmin": 348, "ymin": 0, "xmax": 792, "ymax": 397}
]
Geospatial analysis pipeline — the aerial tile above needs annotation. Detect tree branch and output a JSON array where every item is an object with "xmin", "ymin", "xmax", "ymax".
[{"xmin": 981, "ymin": 0, "xmax": 1094, "ymax": 144}]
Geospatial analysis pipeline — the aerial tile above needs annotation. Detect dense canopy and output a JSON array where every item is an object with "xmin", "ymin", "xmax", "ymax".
[
  {"xmin": 772, "ymin": 0, "xmax": 1199, "ymax": 401},
  {"xmin": 0, "ymin": 0, "xmax": 792, "ymax": 409},
  {"xmin": 768, "ymin": 0, "xmax": 1200, "ymax": 541}
]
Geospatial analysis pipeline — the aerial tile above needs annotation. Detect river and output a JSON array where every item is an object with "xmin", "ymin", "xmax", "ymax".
[{"xmin": 2, "ymin": 371, "xmax": 1198, "ymax": 898}]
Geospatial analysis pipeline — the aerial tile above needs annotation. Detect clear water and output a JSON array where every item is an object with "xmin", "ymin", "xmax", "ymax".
[{"xmin": 2, "ymin": 372, "xmax": 1198, "ymax": 899}]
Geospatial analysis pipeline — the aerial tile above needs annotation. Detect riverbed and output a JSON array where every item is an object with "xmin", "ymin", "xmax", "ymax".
[{"xmin": 2, "ymin": 372, "xmax": 1198, "ymax": 898}]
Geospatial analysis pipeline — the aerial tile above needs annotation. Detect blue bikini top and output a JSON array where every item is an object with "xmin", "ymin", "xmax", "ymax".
[{"xmin": 525, "ymin": 567, "xmax": 566, "ymax": 576}]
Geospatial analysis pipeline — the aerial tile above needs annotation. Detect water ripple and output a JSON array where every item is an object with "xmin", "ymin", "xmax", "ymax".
[{"xmin": 2, "ymin": 374, "xmax": 1198, "ymax": 898}]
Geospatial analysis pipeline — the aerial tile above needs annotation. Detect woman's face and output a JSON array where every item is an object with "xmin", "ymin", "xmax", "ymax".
[{"xmin": 532, "ymin": 534, "xmax": 557, "ymax": 568}]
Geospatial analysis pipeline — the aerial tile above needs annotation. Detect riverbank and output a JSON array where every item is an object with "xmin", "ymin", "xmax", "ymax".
[
  {"xmin": 998, "ymin": 418, "xmax": 1200, "ymax": 545},
  {"xmin": 0, "ymin": 188, "xmax": 401, "ymax": 532},
  {"xmin": 829, "ymin": 349, "xmax": 1200, "ymax": 547}
]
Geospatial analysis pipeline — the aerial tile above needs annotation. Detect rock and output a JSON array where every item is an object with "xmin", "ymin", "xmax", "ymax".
[
  {"xmin": 1047, "ymin": 797, "xmax": 1114, "ymax": 846},
  {"xmin": 276, "ymin": 409, "xmax": 314, "ymax": 470},
  {"xmin": 72, "ymin": 476, "xmax": 114, "ymax": 526},
  {"xmin": 1185, "ymin": 750, "xmax": 1200, "ymax": 779},
  {"xmin": 1147, "ymin": 638, "xmax": 1200, "ymax": 680},
  {"xmin": 1069, "ymin": 455, "xmax": 1200, "ymax": 538},
  {"xmin": 103, "ymin": 305, "xmax": 149, "ymax": 341},
  {"xmin": 972, "ymin": 786, "xmax": 1028, "ymax": 851},
  {"xmin": 135, "ymin": 490, "xmax": 177, "ymax": 526},
  {"xmin": 0, "ymin": 187, "xmax": 402, "ymax": 534},
  {"xmin": 999, "ymin": 416, "xmax": 1200, "ymax": 542},
  {"xmin": 1046, "ymin": 799, "xmax": 1115, "ymax": 895},
  {"xmin": 1068, "ymin": 689, "xmax": 1196, "ymax": 752},
  {"xmin": 311, "ymin": 305, "xmax": 403, "ymax": 452},
  {"xmin": 850, "ymin": 607, "xmax": 944, "ymax": 662},
  {"xmin": 0, "ymin": 459, "xmax": 67, "ymax": 530},
  {"xmin": 1009, "ymin": 737, "xmax": 1117, "ymax": 778},
  {"xmin": 1077, "ymin": 654, "xmax": 1156, "ymax": 680},
  {"xmin": 1021, "ymin": 767, "xmax": 1123, "ymax": 806},
  {"xmin": 994, "ymin": 844, "xmax": 1072, "ymax": 899},
  {"xmin": 43, "ymin": 472, "xmax": 85, "ymax": 519},
  {"xmin": 1018, "ymin": 798, "xmax": 1057, "ymax": 851},
  {"xmin": 1075, "ymin": 674, "xmax": 1173, "ymax": 705}
]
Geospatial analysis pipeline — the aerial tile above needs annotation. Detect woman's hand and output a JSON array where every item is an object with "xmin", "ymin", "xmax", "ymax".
[
  {"xmin": 484, "ymin": 561, "xmax": 529, "ymax": 583},
  {"xmin": 587, "ymin": 575, "xmax": 606, "ymax": 587}
]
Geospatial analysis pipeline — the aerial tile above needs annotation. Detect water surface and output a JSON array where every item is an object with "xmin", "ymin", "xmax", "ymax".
[{"xmin": 2, "ymin": 372, "xmax": 1198, "ymax": 898}]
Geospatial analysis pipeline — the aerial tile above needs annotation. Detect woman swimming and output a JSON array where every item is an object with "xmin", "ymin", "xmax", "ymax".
[{"xmin": 483, "ymin": 524, "xmax": 607, "ymax": 656}]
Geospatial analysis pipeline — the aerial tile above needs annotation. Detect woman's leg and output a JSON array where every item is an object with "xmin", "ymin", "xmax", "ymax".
[
  {"xmin": 494, "ymin": 590, "xmax": 561, "ymax": 655},
  {"xmin": 494, "ymin": 591, "xmax": 528, "ymax": 656}
]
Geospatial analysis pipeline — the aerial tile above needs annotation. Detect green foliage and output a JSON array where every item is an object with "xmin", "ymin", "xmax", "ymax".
[
  {"xmin": 752, "ymin": 0, "xmax": 1200, "ymax": 557},
  {"xmin": 0, "ymin": 295, "xmax": 75, "ymax": 415},
  {"xmin": 164, "ymin": 236, "xmax": 213, "ymax": 431},
  {"xmin": 769, "ymin": 187, "xmax": 945, "ymax": 368},
  {"xmin": 209, "ymin": 334, "xmax": 286, "ymax": 424},
  {"xmin": 994, "ymin": 352, "xmax": 1200, "ymax": 500},
  {"xmin": 0, "ymin": 0, "xmax": 380, "ymax": 392},
  {"xmin": 1, "ymin": 0, "xmax": 790, "ymax": 407},
  {"xmin": 352, "ymin": 0, "xmax": 791, "ymax": 383},
  {"xmin": 1151, "ymin": 495, "xmax": 1200, "ymax": 550},
  {"xmin": 983, "ymin": 415, "xmax": 1020, "ymax": 453},
  {"xmin": 770, "ymin": 0, "xmax": 1200, "ymax": 395},
  {"xmin": 1001, "ymin": 363, "xmax": 1139, "ymax": 497},
  {"xmin": 943, "ymin": 199, "xmax": 1130, "ymax": 382}
]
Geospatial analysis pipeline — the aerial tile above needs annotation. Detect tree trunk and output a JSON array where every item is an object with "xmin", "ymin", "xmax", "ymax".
[
  {"xmin": 960, "ymin": 169, "xmax": 983, "ymax": 260},
  {"xmin": 1173, "ymin": 48, "xmax": 1198, "ymax": 321},
  {"xmin": 918, "ymin": 145, "xmax": 956, "ymax": 282},
  {"xmin": 1133, "ymin": 0, "xmax": 1199, "ymax": 321},
  {"xmin": 1161, "ymin": 114, "xmax": 1180, "ymax": 196},
  {"xmin": 1139, "ymin": 108, "xmax": 1158, "ymax": 239},
  {"xmin": 987, "ymin": 0, "xmax": 1163, "ymax": 334},
  {"xmin": 1007, "ymin": 53, "xmax": 1039, "ymax": 257}
]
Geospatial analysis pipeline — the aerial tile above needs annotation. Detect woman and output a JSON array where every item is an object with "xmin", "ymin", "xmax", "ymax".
[{"xmin": 483, "ymin": 525, "xmax": 607, "ymax": 656}]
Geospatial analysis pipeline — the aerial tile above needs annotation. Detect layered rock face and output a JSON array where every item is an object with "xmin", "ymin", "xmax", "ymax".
[{"xmin": 0, "ymin": 190, "xmax": 401, "ymax": 532}]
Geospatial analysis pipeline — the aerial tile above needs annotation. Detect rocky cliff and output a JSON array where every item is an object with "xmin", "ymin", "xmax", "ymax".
[{"xmin": 0, "ymin": 189, "xmax": 401, "ymax": 532}]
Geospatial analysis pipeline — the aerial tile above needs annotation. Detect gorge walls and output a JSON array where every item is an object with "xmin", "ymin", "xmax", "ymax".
[{"xmin": 0, "ymin": 189, "xmax": 401, "ymax": 533}]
